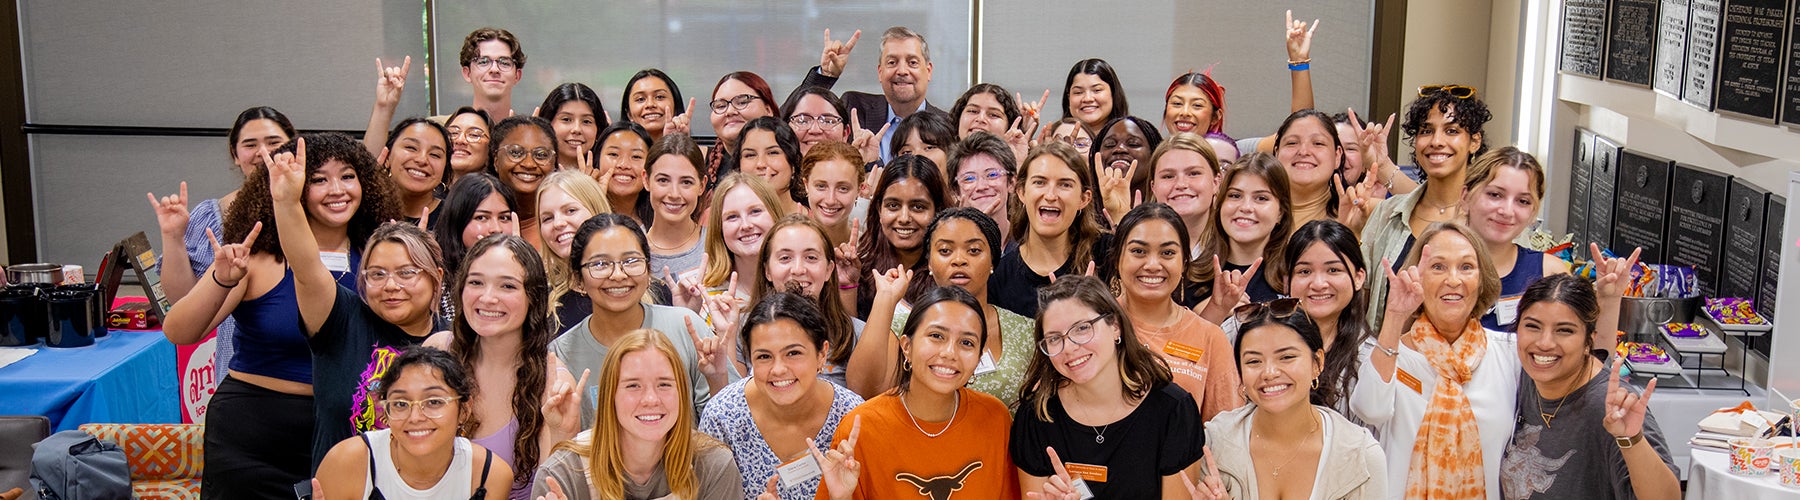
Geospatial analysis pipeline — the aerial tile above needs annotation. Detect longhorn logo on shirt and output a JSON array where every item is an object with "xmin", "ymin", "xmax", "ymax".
[{"xmin": 894, "ymin": 461, "xmax": 982, "ymax": 499}]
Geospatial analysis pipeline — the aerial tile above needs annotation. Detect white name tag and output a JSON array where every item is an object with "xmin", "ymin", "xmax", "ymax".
[
  {"xmin": 320, "ymin": 251, "xmax": 351, "ymax": 274},
  {"xmin": 975, "ymin": 351, "xmax": 998, "ymax": 376},
  {"xmin": 776, "ymin": 452, "xmax": 823, "ymax": 489},
  {"xmin": 1071, "ymin": 478, "xmax": 1096, "ymax": 500},
  {"xmin": 1492, "ymin": 296, "xmax": 1520, "ymax": 326}
]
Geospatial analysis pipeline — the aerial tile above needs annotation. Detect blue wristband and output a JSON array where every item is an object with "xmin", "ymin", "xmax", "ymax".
[{"xmin": 1288, "ymin": 61, "xmax": 1310, "ymax": 71}]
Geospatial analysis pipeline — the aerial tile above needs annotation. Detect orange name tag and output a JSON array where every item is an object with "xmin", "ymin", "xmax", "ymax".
[
  {"xmin": 1064, "ymin": 462, "xmax": 1109, "ymax": 483},
  {"xmin": 1162, "ymin": 341, "xmax": 1205, "ymax": 363},
  {"xmin": 1396, "ymin": 368, "xmax": 1424, "ymax": 394}
]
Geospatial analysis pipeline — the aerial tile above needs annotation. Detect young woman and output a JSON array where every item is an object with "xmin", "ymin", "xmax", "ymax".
[
  {"xmin": 435, "ymin": 174, "xmax": 519, "ymax": 326},
  {"xmin": 1335, "ymin": 111, "xmax": 1418, "ymax": 196},
  {"xmin": 1012, "ymin": 275, "xmax": 1204, "ymax": 499},
  {"xmin": 1460, "ymin": 147, "xmax": 1570, "ymax": 331},
  {"xmin": 779, "ymin": 86, "xmax": 851, "ymax": 155},
  {"xmin": 533, "ymin": 330, "xmax": 742, "ymax": 500},
  {"xmin": 1146, "ymin": 133, "xmax": 1221, "ymax": 262},
  {"xmin": 734, "ymin": 116, "xmax": 807, "ymax": 212},
  {"xmin": 1194, "ymin": 153, "xmax": 1293, "ymax": 325},
  {"xmin": 644, "ymin": 134, "xmax": 709, "ymax": 283},
  {"xmin": 1091, "ymin": 115, "xmax": 1163, "ymax": 222},
  {"xmin": 1350, "ymin": 222, "xmax": 1517, "ymax": 499},
  {"xmin": 315, "ymin": 347, "xmax": 514, "ymax": 500},
  {"xmin": 378, "ymin": 117, "xmax": 452, "ymax": 225},
  {"xmin": 853, "ymin": 208, "xmax": 1036, "ymax": 404},
  {"xmin": 990, "ymin": 142, "xmax": 1107, "ymax": 318},
  {"xmin": 707, "ymin": 72, "xmax": 778, "ymax": 188},
  {"xmin": 1281, "ymin": 220, "xmax": 1372, "ymax": 413},
  {"xmin": 164, "ymin": 133, "xmax": 400, "ymax": 498},
  {"xmin": 148, "ymin": 106, "xmax": 294, "ymax": 382},
  {"xmin": 537, "ymin": 170, "xmax": 613, "ymax": 329},
  {"xmin": 682, "ymin": 173, "xmax": 789, "ymax": 321},
  {"xmin": 1109, "ymin": 203, "xmax": 1241, "ymax": 421},
  {"xmin": 622, "ymin": 69, "xmax": 687, "ymax": 142},
  {"xmin": 750, "ymin": 215, "xmax": 862, "ymax": 387},
  {"xmin": 946, "ymin": 133, "xmax": 1019, "ymax": 247},
  {"xmin": 1160, "ymin": 72, "xmax": 1238, "ymax": 162},
  {"xmin": 698, "ymin": 293, "xmax": 865, "ymax": 499},
  {"xmin": 551, "ymin": 214, "xmax": 730, "ymax": 425},
  {"xmin": 814, "ymin": 286, "xmax": 1020, "ymax": 500},
  {"xmin": 855, "ymin": 156, "xmax": 947, "ymax": 318},
  {"xmin": 951, "ymin": 83, "xmax": 1021, "ymax": 139},
  {"xmin": 488, "ymin": 116, "xmax": 557, "ymax": 247},
  {"xmin": 447, "ymin": 107, "xmax": 494, "ymax": 186},
  {"xmin": 1362, "ymin": 85, "xmax": 1491, "ymax": 335},
  {"xmin": 1501, "ymin": 274, "xmax": 1678, "ymax": 500},
  {"xmin": 1191, "ymin": 299, "xmax": 1386, "ymax": 500},
  {"xmin": 1062, "ymin": 59, "xmax": 1129, "ymax": 135},
  {"xmin": 536, "ymin": 83, "xmax": 607, "ymax": 173},
  {"xmin": 595, "ymin": 121, "xmax": 654, "ymax": 225},
  {"xmin": 1043, "ymin": 117, "xmax": 1093, "ymax": 158},
  {"xmin": 800, "ymin": 140, "xmax": 865, "ymax": 247},
  {"xmin": 1273, "ymin": 109, "xmax": 1352, "ymax": 229},
  {"xmin": 889, "ymin": 109, "xmax": 956, "ymax": 170}
]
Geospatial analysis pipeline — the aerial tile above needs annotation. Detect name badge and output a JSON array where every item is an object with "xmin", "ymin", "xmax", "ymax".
[
  {"xmin": 1162, "ymin": 341, "xmax": 1205, "ymax": 363},
  {"xmin": 1069, "ymin": 478, "xmax": 1096, "ymax": 500},
  {"xmin": 975, "ymin": 351, "xmax": 997, "ymax": 376},
  {"xmin": 1064, "ymin": 462, "xmax": 1109, "ymax": 483},
  {"xmin": 320, "ymin": 251, "xmax": 351, "ymax": 273},
  {"xmin": 1491, "ymin": 296, "xmax": 1520, "ymax": 326},
  {"xmin": 1396, "ymin": 368, "xmax": 1424, "ymax": 395},
  {"xmin": 776, "ymin": 453, "xmax": 823, "ymax": 489}
]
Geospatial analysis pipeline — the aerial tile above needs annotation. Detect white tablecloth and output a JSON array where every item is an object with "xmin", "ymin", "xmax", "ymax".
[{"xmin": 1684, "ymin": 448, "xmax": 1800, "ymax": 499}]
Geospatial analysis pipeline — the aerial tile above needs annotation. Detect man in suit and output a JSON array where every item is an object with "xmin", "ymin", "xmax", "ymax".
[{"xmin": 801, "ymin": 26, "xmax": 943, "ymax": 164}]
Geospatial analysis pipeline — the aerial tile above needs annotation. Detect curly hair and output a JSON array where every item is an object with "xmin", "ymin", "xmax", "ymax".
[
  {"xmin": 224, "ymin": 132, "xmax": 403, "ymax": 261},
  {"xmin": 458, "ymin": 27, "xmax": 525, "ymax": 69},
  {"xmin": 1401, "ymin": 86, "xmax": 1491, "ymax": 158},
  {"xmin": 378, "ymin": 346, "xmax": 477, "ymax": 435},
  {"xmin": 447, "ymin": 235, "xmax": 552, "ymax": 492}
]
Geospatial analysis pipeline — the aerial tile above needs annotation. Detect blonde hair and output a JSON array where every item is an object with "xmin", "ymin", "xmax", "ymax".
[
  {"xmin": 1402, "ymin": 222, "xmax": 1501, "ymax": 326},
  {"xmin": 555, "ymin": 330, "xmax": 721, "ymax": 499},
  {"xmin": 1462, "ymin": 146, "xmax": 1545, "ymax": 203},
  {"xmin": 702, "ymin": 173, "xmax": 790, "ymax": 287},
  {"xmin": 538, "ymin": 170, "xmax": 612, "ymax": 325},
  {"xmin": 1148, "ymin": 132, "xmax": 1221, "ymax": 178}
]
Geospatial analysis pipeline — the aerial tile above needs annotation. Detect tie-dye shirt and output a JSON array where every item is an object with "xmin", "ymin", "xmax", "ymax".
[{"xmin": 307, "ymin": 285, "xmax": 430, "ymax": 471}]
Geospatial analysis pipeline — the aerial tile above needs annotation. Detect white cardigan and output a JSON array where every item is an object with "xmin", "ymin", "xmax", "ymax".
[{"xmin": 1349, "ymin": 329, "xmax": 1519, "ymax": 500}]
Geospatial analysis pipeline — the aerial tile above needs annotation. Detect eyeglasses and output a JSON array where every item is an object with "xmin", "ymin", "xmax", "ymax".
[
  {"xmin": 1418, "ymin": 85, "xmax": 1477, "ymax": 99},
  {"xmin": 957, "ymin": 168, "xmax": 1007, "ymax": 186},
  {"xmin": 1039, "ymin": 313, "xmax": 1111, "ymax": 356},
  {"xmin": 471, "ymin": 57, "xmax": 517, "ymax": 71},
  {"xmin": 500, "ymin": 144, "xmax": 555, "ymax": 164},
  {"xmin": 448, "ymin": 128, "xmax": 487, "ymax": 143},
  {"xmin": 788, "ymin": 114, "xmax": 844, "ymax": 130},
  {"xmin": 380, "ymin": 396, "xmax": 459, "ymax": 418},
  {"xmin": 362, "ymin": 267, "xmax": 426, "ymax": 288},
  {"xmin": 711, "ymin": 94, "xmax": 761, "ymax": 114},
  {"xmin": 582, "ymin": 257, "xmax": 649, "ymax": 278},
  {"xmin": 1232, "ymin": 298, "xmax": 1303, "ymax": 324},
  {"xmin": 1057, "ymin": 135, "xmax": 1093, "ymax": 150}
]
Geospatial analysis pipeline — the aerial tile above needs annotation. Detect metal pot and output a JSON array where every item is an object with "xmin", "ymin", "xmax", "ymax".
[{"xmin": 6, "ymin": 263, "xmax": 62, "ymax": 285}]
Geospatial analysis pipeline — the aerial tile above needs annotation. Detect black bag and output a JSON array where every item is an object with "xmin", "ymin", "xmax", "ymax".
[{"xmin": 29, "ymin": 430, "xmax": 130, "ymax": 500}]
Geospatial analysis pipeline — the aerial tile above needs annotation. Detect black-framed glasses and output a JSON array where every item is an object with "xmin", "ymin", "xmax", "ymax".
[
  {"xmin": 472, "ymin": 57, "xmax": 517, "ymax": 71},
  {"xmin": 380, "ymin": 396, "xmax": 459, "ymax": 418},
  {"xmin": 1039, "ymin": 313, "xmax": 1111, "ymax": 356},
  {"xmin": 710, "ymin": 94, "xmax": 761, "ymax": 114},
  {"xmin": 582, "ymin": 257, "xmax": 649, "ymax": 278},
  {"xmin": 788, "ymin": 114, "xmax": 844, "ymax": 130},
  {"xmin": 500, "ymin": 144, "xmax": 555, "ymax": 163},
  {"xmin": 1233, "ymin": 298, "xmax": 1302, "ymax": 324},
  {"xmin": 1418, "ymin": 85, "xmax": 1477, "ymax": 100},
  {"xmin": 362, "ymin": 267, "xmax": 426, "ymax": 288},
  {"xmin": 957, "ymin": 168, "xmax": 1007, "ymax": 186}
]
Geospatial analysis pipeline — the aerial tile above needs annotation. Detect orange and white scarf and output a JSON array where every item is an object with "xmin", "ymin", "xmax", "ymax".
[{"xmin": 1404, "ymin": 319, "xmax": 1488, "ymax": 500}]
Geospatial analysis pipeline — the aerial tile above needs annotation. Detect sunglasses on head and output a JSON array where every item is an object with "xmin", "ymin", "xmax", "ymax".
[
  {"xmin": 1418, "ymin": 85, "xmax": 1477, "ymax": 99},
  {"xmin": 1233, "ymin": 297, "xmax": 1302, "ymax": 324}
]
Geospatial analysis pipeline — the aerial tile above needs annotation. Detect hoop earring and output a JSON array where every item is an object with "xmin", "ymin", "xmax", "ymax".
[{"xmin": 1311, "ymin": 379, "xmax": 1318, "ymax": 390}]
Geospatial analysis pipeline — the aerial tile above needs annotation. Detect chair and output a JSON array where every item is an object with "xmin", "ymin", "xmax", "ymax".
[
  {"xmin": 0, "ymin": 416, "xmax": 50, "ymax": 500},
  {"xmin": 77, "ymin": 424, "xmax": 203, "ymax": 500}
]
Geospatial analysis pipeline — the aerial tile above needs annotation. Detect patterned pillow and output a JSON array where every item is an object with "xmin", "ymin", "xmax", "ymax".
[{"xmin": 77, "ymin": 424, "xmax": 203, "ymax": 481}]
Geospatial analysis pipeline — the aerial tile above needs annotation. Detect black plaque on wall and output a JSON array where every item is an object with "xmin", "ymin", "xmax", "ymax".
[
  {"xmin": 1715, "ymin": 0, "xmax": 1788, "ymax": 120},
  {"xmin": 1758, "ymin": 195, "xmax": 1784, "ymax": 320},
  {"xmin": 1590, "ymin": 136, "xmax": 1623, "ymax": 253},
  {"xmin": 1783, "ymin": 0, "xmax": 1800, "ymax": 124},
  {"xmin": 1564, "ymin": 0, "xmax": 1610, "ymax": 77},
  {"xmin": 1609, "ymin": 0, "xmax": 1664, "ymax": 85},
  {"xmin": 1612, "ymin": 150, "xmax": 1674, "ymax": 262},
  {"xmin": 1570, "ymin": 129, "xmax": 1597, "ymax": 260},
  {"xmin": 1658, "ymin": 0, "xmax": 1693, "ymax": 97},
  {"xmin": 1721, "ymin": 180, "xmax": 1769, "ymax": 299},
  {"xmin": 1664, "ymin": 165, "xmax": 1732, "ymax": 294},
  {"xmin": 1686, "ymin": 0, "xmax": 1726, "ymax": 109}
]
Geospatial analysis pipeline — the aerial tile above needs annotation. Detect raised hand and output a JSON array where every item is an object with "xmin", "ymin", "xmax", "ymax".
[
  {"xmin": 1210, "ymin": 255, "xmax": 1262, "ymax": 312},
  {"xmin": 861, "ymin": 165, "xmax": 885, "ymax": 199},
  {"xmin": 265, "ymin": 137, "xmax": 309, "ymax": 205},
  {"xmin": 871, "ymin": 265, "xmax": 914, "ymax": 306},
  {"xmin": 1284, "ymin": 10, "xmax": 1319, "ymax": 63},
  {"xmin": 1017, "ymin": 89, "xmax": 1051, "ymax": 134},
  {"xmin": 147, "ymin": 182, "xmax": 191, "ymax": 238},
  {"xmin": 668, "ymin": 266, "xmax": 706, "ymax": 312},
  {"xmin": 1382, "ymin": 250, "xmax": 1427, "ymax": 318},
  {"xmin": 687, "ymin": 315, "xmax": 733, "ymax": 379},
  {"xmin": 704, "ymin": 272, "xmax": 747, "ymax": 344},
  {"xmin": 1182, "ymin": 446, "xmax": 1229, "ymax": 500},
  {"xmin": 1099, "ymin": 160, "xmax": 1137, "ymax": 224},
  {"xmin": 819, "ymin": 29, "xmax": 862, "ymax": 78},
  {"xmin": 850, "ymin": 108, "xmax": 891, "ymax": 165},
  {"xmin": 1349, "ymin": 109, "xmax": 1397, "ymax": 190},
  {"xmin": 534, "ymin": 476, "xmax": 568, "ymax": 500},
  {"xmin": 540, "ymin": 360, "xmax": 590, "ymax": 437},
  {"xmin": 1028, "ymin": 447, "xmax": 1082, "ymax": 500},
  {"xmin": 576, "ymin": 149, "xmax": 594, "ymax": 177},
  {"xmin": 374, "ymin": 56, "xmax": 411, "ymax": 108},
  {"xmin": 754, "ymin": 475, "xmax": 781, "ymax": 500},
  {"xmin": 1005, "ymin": 116, "xmax": 1031, "ymax": 163},
  {"xmin": 206, "ymin": 222, "xmax": 262, "ymax": 288},
  {"xmin": 811, "ymin": 415, "xmax": 862, "ymax": 500},
  {"xmin": 833, "ymin": 225, "xmax": 863, "ymax": 286},
  {"xmin": 1603, "ymin": 355, "xmax": 1657, "ymax": 438},
  {"xmin": 667, "ymin": 98, "xmax": 696, "ymax": 136},
  {"xmin": 1334, "ymin": 173, "xmax": 1377, "ymax": 230},
  {"xmin": 1591, "ymin": 244, "xmax": 1642, "ymax": 299}
]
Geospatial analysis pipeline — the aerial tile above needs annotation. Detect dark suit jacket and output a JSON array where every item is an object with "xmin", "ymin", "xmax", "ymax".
[{"xmin": 796, "ymin": 66, "xmax": 942, "ymax": 132}]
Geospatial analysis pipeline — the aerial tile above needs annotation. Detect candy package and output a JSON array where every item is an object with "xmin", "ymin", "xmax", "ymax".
[
  {"xmin": 1705, "ymin": 298, "xmax": 1768, "ymax": 326},
  {"xmin": 1662, "ymin": 322, "xmax": 1709, "ymax": 338},
  {"xmin": 1618, "ymin": 342, "xmax": 1670, "ymax": 364}
]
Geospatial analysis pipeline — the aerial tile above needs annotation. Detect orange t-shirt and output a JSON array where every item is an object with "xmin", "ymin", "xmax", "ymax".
[
  {"xmin": 819, "ymin": 388, "xmax": 1021, "ymax": 500},
  {"xmin": 1130, "ymin": 309, "xmax": 1244, "ymax": 422}
]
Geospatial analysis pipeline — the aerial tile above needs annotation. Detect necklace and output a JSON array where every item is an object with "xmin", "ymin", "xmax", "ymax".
[
  {"xmin": 1418, "ymin": 196, "xmax": 1460, "ymax": 216},
  {"xmin": 649, "ymin": 226, "xmax": 699, "ymax": 252},
  {"xmin": 1092, "ymin": 424, "xmax": 1111, "ymax": 444},
  {"xmin": 899, "ymin": 390, "xmax": 959, "ymax": 438},
  {"xmin": 1537, "ymin": 358, "xmax": 1589, "ymax": 428},
  {"xmin": 1252, "ymin": 409, "xmax": 1321, "ymax": 477}
]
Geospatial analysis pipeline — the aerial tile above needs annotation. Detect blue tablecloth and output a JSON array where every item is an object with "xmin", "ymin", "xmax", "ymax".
[{"xmin": 0, "ymin": 330, "xmax": 178, "ymax": 431}]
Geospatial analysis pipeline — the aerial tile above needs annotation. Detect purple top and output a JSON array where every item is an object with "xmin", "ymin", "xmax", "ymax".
[{"xmin": 469, "ymin": 418, "xmax": 528, "ymax": 500}]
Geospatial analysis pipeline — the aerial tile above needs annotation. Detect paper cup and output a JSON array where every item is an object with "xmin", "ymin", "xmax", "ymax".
[
  {"xmin": 1731, "ymin": 437, "xmax": 1775, "ymax": 476},
  {"xmin": 1780, "ymin": 449, "xmax": 1800, "ymax": 487}
]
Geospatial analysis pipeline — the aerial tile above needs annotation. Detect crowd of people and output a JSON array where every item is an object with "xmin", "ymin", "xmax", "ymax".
[{"xmin": 147, "ymin": 13, "xmax": 1684, "ymax": 500}]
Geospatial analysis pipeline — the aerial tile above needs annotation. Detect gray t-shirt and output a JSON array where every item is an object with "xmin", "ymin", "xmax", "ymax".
[
  {"xmin": 650, "ymin": 227, "xmax": 706, "ymax": 283},
  {"xmin": 1500, "ymin": 369, "xmax": 1678, "ymax": 500},
  {"xmin": 531, "ymin": 432, "xmax": 742, "ymax": 500},
  {"xmin": 551, "ymin": 304, "xmax": 719, "ymax": 428}
]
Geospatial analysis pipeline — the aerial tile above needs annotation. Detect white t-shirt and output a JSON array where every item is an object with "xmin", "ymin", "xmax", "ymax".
[
  {"xmin": 1349, "ymin": 328, "xmax": 1519, "ymax": 500},
  {"xmin": 362, "ymin": 429, "xmax": 476, "ymax": 499}
]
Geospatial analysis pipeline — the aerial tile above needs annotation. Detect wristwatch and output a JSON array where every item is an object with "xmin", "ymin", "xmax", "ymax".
[{"xmin": 1615, "ymin": 432, "xmax": 1643, "ymax": 449}]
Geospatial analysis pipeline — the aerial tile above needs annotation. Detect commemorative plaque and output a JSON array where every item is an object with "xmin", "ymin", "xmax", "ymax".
[
  {"xmin": 1564, "ymin": 0, "xmax": 1610, "ymax": 77},
  {"xmin": 1715, "ymin": 0, "xmax": 1787, "ymax": 120},
  {"xmin": 1685, "ymin": 0, "xmax": 1725, "ymax": 109},
  {"xmin": 1590, "ymin": 135, "xmax": 1623, "ymax": 253},
  {"xmin": 1720, "ymin": 180, "xmax": 1769, "ymax": 300},
  {"xmin": 1569, "ymin": 128, "xmax": 1597, "ymax": 259},
  {"xmin": 1663, "ymin": 165, "xmax": 1731, "ymax": 294},
  {"xmin": 1758, "ymin": 195, "xmax": 1783, "ymax": 320},
  {"xmin": 1611, "ymin": 150, "xmax": 1673, "ymax": 263},
  {"xmin": 1608, "ymin": 0, "xmax": 1662, "ymax": 85},
  {"xmin": 1657, "ymin": 0, "xmax": 1692, "ymax": 97}
]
